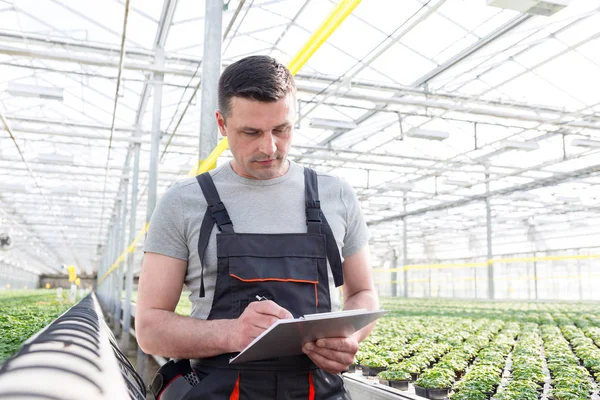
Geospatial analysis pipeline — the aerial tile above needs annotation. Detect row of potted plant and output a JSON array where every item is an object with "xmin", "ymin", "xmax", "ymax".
[
  {"xmin": 372, "ymin": 319, "xmax": 485, "ymax": 393},
  {"xmin": 560, "ymin": 323, "xmax": 600, "ymax": 381},
  {"xmin": 380, "ymin": 298, "xmax": 599, "ymax": 327},
  {"xmin": 540, "ymin": 323, "xmax": 592, "ymax": 400},
  {"xmin": 449, "ymin": 322, "xmax": 520, "ymax": 400},
  {"xmin": 355, "ymin": 316, "xmax": 423, "ymax": 373},
  {"xmin": 571, "ymin": 316, "xmax": 600, "ymax": 368},
  {"xmin": 357, "ymin": 316, "xmax": 480, "ymax": 376},
  {"xmin": 392, "ymin": 341, "xmax": 452, "ymax": 380},
  {"xmin": 380, "ymin": 298, "xmax": 598, "ymax": 315},
  {"xmin": 585, "ymin": 314, "xmax": 600, "ymax": 328},
  {"xmin": 509, "ymin": 323, "xmax": 545, "ymax": 384},
  {"xmin": 582, "ymin": 326, "xmax": 600, "ymax": 352},
  {"xmin": 494, "ymin": 323, "xmax": 545, "ymax": 400},
  {"xmin": 356, "ymin": 316, "xmax": 459, "ymax": 376},
  {"xmin": 439, "ymin": 320, "xmax": 505, "ymax": 375},
  {"xmin": 408, "ymin": 320, "xmax": 504, "ymax": 399},
  {"xmin": 354, "ymin": 299, "xmax": 600, "ymax": 399}
]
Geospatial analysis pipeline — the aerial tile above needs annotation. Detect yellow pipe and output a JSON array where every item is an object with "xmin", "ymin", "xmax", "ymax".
[
  {"xmin": 374, "ymin": 273, "xmax": 600, "ymax": 286},
  {"xmin": 187, "ymin": 137, "xmax": 229, "ymax": 177},
  {"xmin": 287, "ymin": 0, "xmax": 362, "ymax": 75},
  {"xmin": 98, "ymin": 0, "xmax": 361, "ymax": 286},
  {"xmin": 98, "ymin": 222, "xmax": 149, "ymax": 284},
  {"xmin": 372, "ymin": 253, "xmax": 600, "ymax": 273},
  {"xmin": 492, "ymin": 254, "xmax": 600, "ymax": 264}
]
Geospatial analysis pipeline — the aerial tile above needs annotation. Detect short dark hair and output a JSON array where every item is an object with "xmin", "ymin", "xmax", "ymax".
[{"xmin": 218, "ymin": 55, "xmax": 296, "ymax": 118}]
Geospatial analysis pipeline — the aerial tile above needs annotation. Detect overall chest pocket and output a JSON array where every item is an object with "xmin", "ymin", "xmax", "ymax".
[
  {"xmin": 217, "ymin": 233, "xmax": 328, "ymax": 318},
  {"xmin": 228, "ymin": 256, "xmax": 320, "ymax": 318}
]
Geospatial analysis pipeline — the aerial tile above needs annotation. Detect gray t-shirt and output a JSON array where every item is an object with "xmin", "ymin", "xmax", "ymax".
[{"xmin": 144, "ymin": 160, "xmax": 369, "ymax": 319}]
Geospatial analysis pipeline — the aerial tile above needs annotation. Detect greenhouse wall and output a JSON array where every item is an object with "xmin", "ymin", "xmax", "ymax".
[
  {"xmin": 0, "ymin": 261, "xmax": 39, "ymax": 290},
  {"xmin": 374, "ymin": 246, "xmax": 600, "ymax": 301}
]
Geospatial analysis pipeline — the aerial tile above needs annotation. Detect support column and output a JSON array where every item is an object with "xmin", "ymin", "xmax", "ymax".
[
  {"xmin": 111, "ymin": 203, "xmax": 122, "ymax": 325},
  {"xmin": 107, "ymin": 220, "xmax": 116, "ymax": 314},
  {"xmin": 199, "ymin": 0, "xmax": 223, "ymax": 162},
  {"xmin": 121, "ymin": 130, "xmax": 141, "ymax": 352},
  {"xmin": 146, "ymin": 52, "xmax": 163, "ymax": 221},
  {"xmin": 527, "ymin": 259, "xmax": 532, "ymax": 299},
  {"xmin": 576, "ymin": 249, "xmax": 583, "ymax": 301},
  {"xmin": 402, "ymin": 195, "xmax": 408, "ymax": 298},
  {"xmin": 139, "ymin": 49, "xmax": 164, "ymax": 380},
  {"xmin": 391, "ymin": 250, "xmax": 397, "ymax": 297},
  {"xmin": 533, "ymin": 251, "xmax": 539, "ymax": 300},
  {"xmin": 485, "ymin": 171, "xmax": 494, "ymax": 300},
  {"xmin": 113, "ymin": 180, "xmax": 129, "ymax": 335},
  {"xmin": 97, "ymin": 249, "xmax": 105, "ymax": 305}
]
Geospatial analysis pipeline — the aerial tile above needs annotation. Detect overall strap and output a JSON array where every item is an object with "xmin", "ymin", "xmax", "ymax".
[
  {"xmin": 196, "ymin": 173, "xmax": 234, "ymax": 297},
  {"xmin": 303, "ymin": 168, "xmax": 344, "ymax": 287}
]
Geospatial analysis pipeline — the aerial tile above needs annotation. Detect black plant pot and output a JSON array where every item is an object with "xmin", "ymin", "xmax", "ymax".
[
  {"xmin": 427, "ymin": 388, "xmax": 450, "ymax": 400},
  {"xmin": 368, "ymin": 366, "xmax": 386, "ymax": 376},
  {"xmin": 414, "ymin": 385, "xmax": 428, "ymax": 398},
  {"xmin": 389, "ymin": 379, "xmax": 410, "ymax": 391},
  {"xmin": 378, "ymin": 378, "xmax": 390, "ymax": 386},
  {"xmin": 361, "ymin": 366, "xmax": 369, "ymax": 376},
  {"xmin": 347, "ymin": 364, "xmax": 356, "ymax": 373},
  {"xmin": 410, "ymin": 372, "xmax": 420, "ymax": 381}
]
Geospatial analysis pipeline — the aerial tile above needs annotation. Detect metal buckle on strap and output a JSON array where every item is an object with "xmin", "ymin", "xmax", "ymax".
[
  {"xmin": 306, "ymin": 207, "xmax": 321, "ymax": 223},
  {"xmin": 209, "ymin": 202, "xmax": 232, "ymax": 229}
]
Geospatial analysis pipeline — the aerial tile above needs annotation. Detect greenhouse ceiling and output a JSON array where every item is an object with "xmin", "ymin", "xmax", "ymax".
[{"xmin": 0, "ymin": 0, "xmax": 599, "ymax": 275}]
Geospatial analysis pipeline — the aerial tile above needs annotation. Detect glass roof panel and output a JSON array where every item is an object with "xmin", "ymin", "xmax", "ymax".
[
  {"xmin": 367, "ymin": 43, "xmax": 437, "ymax": 85},
  {"xmin": 1, "ymin": 0, "xmax": 600, "ymax": 273}
]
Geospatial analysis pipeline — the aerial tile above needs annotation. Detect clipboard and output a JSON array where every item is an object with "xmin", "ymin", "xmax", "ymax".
[{"xmin": 229, "ymin": 309, "xmax": 388, "ymax": 364}]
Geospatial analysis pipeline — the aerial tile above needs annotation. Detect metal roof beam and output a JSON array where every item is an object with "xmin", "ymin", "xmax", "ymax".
[
  {"xmin": 0, "ymin": 160, "xmax": 186, "ymax": 176},
  {"xmin": 411, "ymin": 14, "xmax": 531, "ymax": 87},
  {"xmin": 297, "ymin": 84, "xmax": 600, "ymax": 131},
  {"xmin": 370, "ymin": 163, "xmax": 600, "ymax": 225}
]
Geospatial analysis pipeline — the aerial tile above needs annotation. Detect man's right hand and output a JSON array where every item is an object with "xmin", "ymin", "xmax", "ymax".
[{"xmin": 229, "ymin": 300, "xmax": 293, "ymax": 351}]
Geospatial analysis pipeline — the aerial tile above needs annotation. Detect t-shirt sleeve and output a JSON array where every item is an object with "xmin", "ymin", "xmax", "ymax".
[
  {"xmin": 339, "ymin": 178, "xmax": 370, "ymax": 258},
  {"xmin": 143, "ymin": 183, "xmax": 189, "ymax": 261}
]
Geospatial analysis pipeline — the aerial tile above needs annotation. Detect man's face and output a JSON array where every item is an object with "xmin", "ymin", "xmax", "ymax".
[{"xmin": 216, "ymin": 94, "xmax": 295, "ymax": 180}]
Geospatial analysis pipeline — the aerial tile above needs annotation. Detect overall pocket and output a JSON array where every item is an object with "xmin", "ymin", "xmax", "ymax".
[{"xmin": 228, "ymin": 256, "xmax": 319, "ymax": 318}]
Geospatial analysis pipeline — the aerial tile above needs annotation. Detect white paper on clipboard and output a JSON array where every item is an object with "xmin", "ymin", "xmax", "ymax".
[{"xmin": 229, "ymin": 309, "xmax": 388, "ymax": 364}]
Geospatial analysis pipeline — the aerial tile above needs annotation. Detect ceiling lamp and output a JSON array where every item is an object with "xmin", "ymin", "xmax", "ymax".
[
  {"xmin": 50, "ymin": 186, "xmax": 81, "ymax": 195},
  {"xmin": 487, "ymin": 0, "xmax": 571, "ymax": 16},
  {"xmin": 387, "ymin": 182, "xmax": 414, "ymax": 191},
  {"xmin": 442, "ymin": 179, "xmax": 473, "ymax": 187},
  {"xmin": 406, "ymin": 128, "xmax": 449, "ymax": 141},
  {"xmin": 498, "ymin": 140, "xmax": 539, "ymax": 151},
  {"xmin": 35, "ymin": 153, "xmax": 74, "ymax": 165},
  {"xmin": 309, "ymin": 118, "xmax": 358, "ymax": 130},
  {"xmin": 0, "ymin": 183, "xmax": 28, "ymax": 193},
  {"xmin": 571, "ymin": 138, "xmax": 600, "ymax": 148},
  {"xmin": 475, "ymin": 140, "xmax": 539, "ymax": 161},
  {"xmin": 7, "ymin": 82, "xmax": 64, "ymax": 101}
]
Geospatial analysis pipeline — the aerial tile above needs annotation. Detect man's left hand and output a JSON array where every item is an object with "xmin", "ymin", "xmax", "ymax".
[{"xmin": 302, "ymin": 337, "xmax": 358, "ymax": 374}]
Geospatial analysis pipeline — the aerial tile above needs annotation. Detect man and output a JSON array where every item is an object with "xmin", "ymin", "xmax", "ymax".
[{"xmin": 137, "ymin": 55, "xmax": 378, "ymax": 399}]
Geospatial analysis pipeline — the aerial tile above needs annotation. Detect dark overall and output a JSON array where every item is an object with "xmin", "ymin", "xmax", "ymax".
[{"xmin": 182, "ymin": 168, "xmax": 351, "ymax": 400}]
